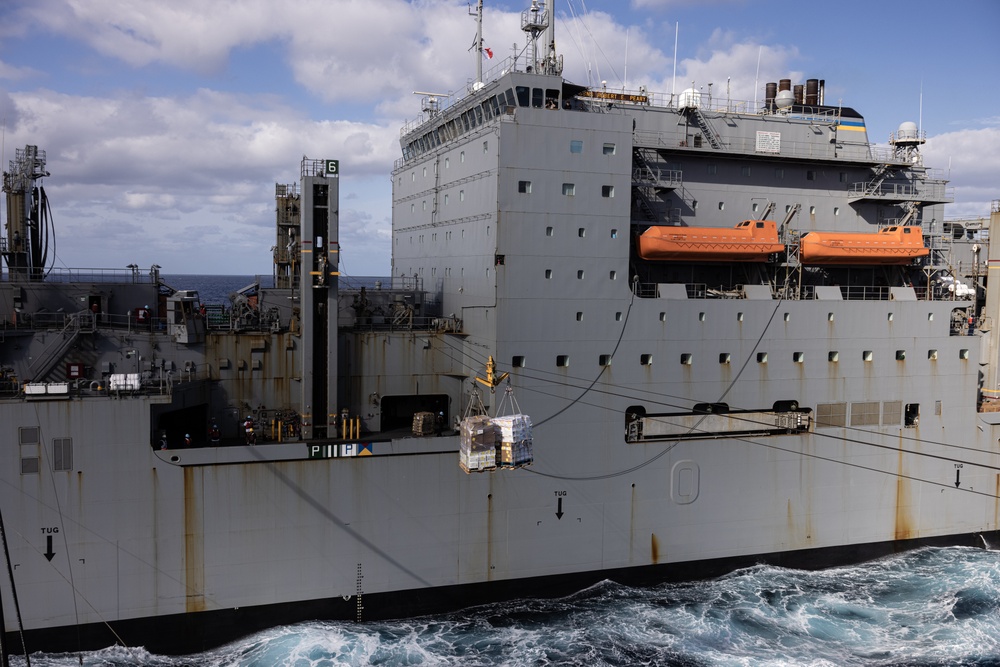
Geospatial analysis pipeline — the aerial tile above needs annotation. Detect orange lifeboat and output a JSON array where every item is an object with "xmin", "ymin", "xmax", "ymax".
[
  {"xmin": 799, "ymin": 226, "xmax": 929, "ymax": 265},
  {"xmin": 636, "ymin": 220, "xmax": 785, "ymax": 262}
]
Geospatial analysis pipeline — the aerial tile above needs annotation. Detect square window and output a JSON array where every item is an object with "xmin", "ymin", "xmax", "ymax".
[
  {"xmin": 609, "ymin": 270, "xmax": 617, "ymax": 280},
  {"xmin": 483, "ymin": 141, "xmax": 489, "ymax": 153},
  {"xmin": 576, "ymin": 312, "xmax": 583, "ymax": 321},
  {"xmin": 512, "ymin": 355, "xmax": 525, "ymax": 367},
  {"xmin": 578, "ymin": 228, "xmax": 586, "ymax": 237},
  {"xmin": 719, "ymin": 353, "xmax": 731, "ymax": 364},
  {"xmin": 562, "ymin": 183, "xmax": 576, "ymax": 196},
  {"xmin": 545, "ymin": 269, "xmax": 552, "ymax": 279},
  {"xmin": 895, "ymin": 350, "xmax": 906, "ymax": 360},
  {"xmin": 577, "ymin": 270, "xmax": 585, "ymax": 280},
  {"xmin": 960, "ymin": 348, "xmax": 969, "ymax": 359},
  {"xmin": 570, "ymin": 140, "xmax": 584, "ymax": 153},
  {"xmin": 641, "ymin": 354, "xmax": 653, "ymax": 366},
  {"xmin": 602, "ymin": 185, "xmax": 614, "ymax": 198},
  {"xmin": 615, "ymin": 312, "xmax": 622, "ymax": 321},
  {"xmin": 863, "ymin": 350, "xmax": 873, "ymax": 361},
  {"xmin": 556, "ymin": 355, "xmax": 569, "ymax": 367},
  {"xmin": 603, "ymin": 143, "xmax": 616, "ymax": 155},
  {"xmin": 699, "ymin": 312, "xmax": 706, "ymax": 322},
  {"xmin": 829, "ymin": 351, "xmax": 839, "ymax": 362},
  {"xmin": 928, "ymin": 349, "xmax": 938, "ymax": 360},
  {"xmin": 757, "ymin": 352, "xmax": 768, "ymax": 363},
  {"xmin": 793, "ymin": 352, "xmax": 804, "ymax": 363},
  {"xmin": 599, "ymin": 354, "xmax": 612, "ymax": 366},
  {"xmin": 518, "ymin": 180, "xmax": 532, "ymax": 193},
  {"xmin": 659, "ymin": 312, "xmax": 666, "ymax": 322},
  {"xmin": 545, "ymin": 226, "xmax": 554, "ymax": 236},
  {"xmin": 611, "ymin": 228, "xmax": 618, "ymax": 238},
  {"xmin": 680, "ymin": 353, "xmax": 693, "ymax": 365}
]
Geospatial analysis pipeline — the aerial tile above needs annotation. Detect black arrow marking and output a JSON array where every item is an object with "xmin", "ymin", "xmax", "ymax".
[
  {"xmin": 955, "ymin": 469, "xmax": 961, "ymax": 488},
  {"xmin": 44, "ymin": 535, "xmax": 55, "ymax": 561},
  {"xmin": 556, "ymin": 497, "xmax": 564, "ymax": 520}
]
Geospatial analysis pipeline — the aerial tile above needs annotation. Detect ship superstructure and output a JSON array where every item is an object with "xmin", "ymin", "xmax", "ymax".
[{"xmin": 2, "ymin": 1, "xmax": 1000, "ymax": 659}]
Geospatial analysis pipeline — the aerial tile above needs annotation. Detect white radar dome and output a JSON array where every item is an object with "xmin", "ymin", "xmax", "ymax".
[
  {"xmin": 897, "ymin": 121, "xmax": 918, "ymax": 140},
  {"xmin": 775, "ymin": 89, "xmax": 794, "ymax": 109},
  {"xmin": 678, "ymin": 88, "xmax": 701, "ymax": 108}
]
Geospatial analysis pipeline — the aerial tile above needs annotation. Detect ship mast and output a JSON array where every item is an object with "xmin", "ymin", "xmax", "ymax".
[
  {"xmin": 521, "ymin": 1, "xmax": 562, "ymax": 75},
  {"xmin": 471, "ymin": 0, "xmax": 484, "ymax": 87}
]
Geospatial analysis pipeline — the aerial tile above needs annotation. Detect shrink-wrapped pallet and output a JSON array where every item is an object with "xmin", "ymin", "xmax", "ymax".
[
  {"xmin": 494, "ymin": 414, "xmax": 533, "ymax": 466},
  {"xmin": 459, "ymin": 415, "xmax": 498, "ymax": 472}
]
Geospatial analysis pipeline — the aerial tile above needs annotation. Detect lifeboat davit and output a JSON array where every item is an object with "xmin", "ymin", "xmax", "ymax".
[
  {"xmin": 799, "ymin": 225, "xmax": 929, "ymax": 265},
  {"xmin": 636, "ymin": 220, "xmax": 785, "ymax": 262}
]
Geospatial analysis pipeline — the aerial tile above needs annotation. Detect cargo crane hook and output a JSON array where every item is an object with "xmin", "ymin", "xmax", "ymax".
[{"xmin": 475, "ymin": 355, "xmax": 509, "ymax": 393}]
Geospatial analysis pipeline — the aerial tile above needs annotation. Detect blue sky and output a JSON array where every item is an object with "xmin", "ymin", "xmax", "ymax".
[{"xmin": 1, "ymin": 0, "xmax": 997, "ymax": 277}]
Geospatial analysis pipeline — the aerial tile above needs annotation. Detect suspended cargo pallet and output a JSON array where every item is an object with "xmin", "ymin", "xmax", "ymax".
[{"xmin": 459, "ymin": 357, "xmax": 534, "ymax": 473}]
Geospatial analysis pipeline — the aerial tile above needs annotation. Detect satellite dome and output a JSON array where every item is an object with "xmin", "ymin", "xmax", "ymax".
[
  {"xmin": 775, "ymin": 89, "xmax": 794, "ymax": 109},
  {"xmin": 678, "ymin": 88, "xmax": 701, "ymax": 109},
  {"xmin": 897, "ymin": 121, "xmax": 918, "ymax": 140}
]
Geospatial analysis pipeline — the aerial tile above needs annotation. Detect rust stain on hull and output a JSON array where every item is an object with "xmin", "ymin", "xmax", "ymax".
[
  {"xmin": 184, "ymin": 467, "xmax": 206, "ymax": 612},
  {"xmin": 650, "ymin": 533, "xmax": 660, "ymax": 564},
  {"xmin": 894, "ymin": 439, "xmax": 913, "ymax": 541}
]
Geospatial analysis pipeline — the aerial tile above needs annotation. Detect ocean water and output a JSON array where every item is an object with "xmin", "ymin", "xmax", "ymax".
[{"xmin": 11, "ymin": 546, "xmax": 1000, "ymax": 666}]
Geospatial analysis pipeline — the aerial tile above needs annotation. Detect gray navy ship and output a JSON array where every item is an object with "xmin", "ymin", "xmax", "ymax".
[{"xmin": 2, "ymin": 0, "xmax": 999, "ymax": 659}]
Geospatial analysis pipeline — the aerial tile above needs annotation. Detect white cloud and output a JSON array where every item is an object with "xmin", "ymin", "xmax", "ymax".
[{"xmin": 924, "ymin": 127, "xmax": 1000, "ymax": 218}]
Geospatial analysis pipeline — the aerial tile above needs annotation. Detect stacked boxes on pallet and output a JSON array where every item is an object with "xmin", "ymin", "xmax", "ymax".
[
  {"xmin": 460, "ymin": 415, "xmax": 498, "ymax": 472},
  {"xmin": 494, "ymin": 414, "xmax": 533, "ymax": 467},
  {"xmin": 412, "ymin": 411, "xmax": 436, "ymax": 436}
]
